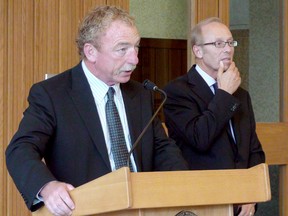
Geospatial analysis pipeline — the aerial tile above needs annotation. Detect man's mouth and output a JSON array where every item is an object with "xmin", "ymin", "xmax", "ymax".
[{"xmin": 221, "ymin": 57, "xmax": 231, "ymax": 62}]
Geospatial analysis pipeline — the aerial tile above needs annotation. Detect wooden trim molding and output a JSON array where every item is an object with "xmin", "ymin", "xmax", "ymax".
[
  {"xmin": 279, "ymin": 1, "xmax": 288, "ymax": 214},
  {"xmin": 280, "ymin": 1, "xmax": 288, "ymax": 215},
  {"xmin": 281, "ymin": 0, "xmax": 288, "ymax": 121},
  {"xmin": 0, "ymin": 1, "xmax": 8, "ymax": 215},
  {"xmin": 256, "ymin": 123, "xmax": 288, "ymax": 216}
]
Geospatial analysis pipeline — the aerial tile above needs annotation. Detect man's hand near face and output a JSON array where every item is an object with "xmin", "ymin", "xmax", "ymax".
[{"xmin": 217, "ymin": 61, "xmax": 241, "ymax": 95}]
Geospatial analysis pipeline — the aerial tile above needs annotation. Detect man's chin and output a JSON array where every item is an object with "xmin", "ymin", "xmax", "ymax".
[
  {"xmin": 223, "ymin": 62, "xmax": 231, "ymax": 71},
  {"xmin": 117, "ymin": 76, "xmax": 131, "ymax": 84}
]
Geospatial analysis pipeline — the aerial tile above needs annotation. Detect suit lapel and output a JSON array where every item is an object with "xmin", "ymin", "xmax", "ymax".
[
  {"xmin": 67, "ymin": 63, "xmax": 111, "ymax": 170},
  {"xmin": 121, "ymin": 83, "xmax": 143, "ymax": 171},
  {"xmin": 187, "ymin": 66, "xmax": 215, "ymax": 105}
]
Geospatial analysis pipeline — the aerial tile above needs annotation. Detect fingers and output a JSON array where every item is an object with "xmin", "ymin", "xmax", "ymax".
[
  {"xmin": 237, "ymin": 203, "xmax": 255, "ymax": 216},
  {"xmin": 217, "ymin": 60, "xmax": 225, "ymax": 79},
  {"xmin": 40, "ymin": 181, "xmax": 75, "ymax": 216},
  {"xmin": 66, "ymin": 183, "xmax": 75, "ymax": 191},
  {"xmin": 216, "ymin": 61, "xmax": 241, "ymax": 94},
  {"xmin": 60, "ymin": 184, "xmax": 75, "ymax": 212},
  {"xmin": 45, "ymin": 193, "xmax": 73, "ymax": 216}
]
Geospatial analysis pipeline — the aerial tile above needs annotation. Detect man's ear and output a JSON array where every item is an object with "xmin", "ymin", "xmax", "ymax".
[
  {"xmin": 83, "ymin": 43, "xmax": 97, "ymax": 62},
  {"xmin": 192, "ymin": 45, "xmax": 203, "ymax": 58}
]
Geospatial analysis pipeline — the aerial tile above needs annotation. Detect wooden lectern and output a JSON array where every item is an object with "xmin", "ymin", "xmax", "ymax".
[{"xmin": 33, "ymin": 163, "xmax": 271, "ymax": 216}]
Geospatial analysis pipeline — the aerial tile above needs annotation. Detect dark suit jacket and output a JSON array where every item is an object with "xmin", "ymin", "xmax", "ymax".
[
  {"xmin": 163, "ymin": 65, "xmax": 265, "ymax": 170},
  {"xmin": 6, "ymin": 62, "xmax": 188, "ymax": 211}
]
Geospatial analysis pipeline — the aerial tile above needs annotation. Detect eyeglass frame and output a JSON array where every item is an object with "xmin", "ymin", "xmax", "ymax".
[{"xmin": 197, "ymin": 40, "xmax": 238, "ymax": 48}]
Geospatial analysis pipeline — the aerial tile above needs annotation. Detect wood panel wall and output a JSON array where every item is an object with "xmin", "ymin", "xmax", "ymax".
[
  {"xmin": 0, "ymin": 0, "xmax": 8, "ymax": 215},
  {"xmin": 0, "ymin": 1, "xmax": 129, "ymax": 215},
  {"xmin": 132, "ymin": 38, "xmax": 187, "ymax": 88},
  {"xmin": 132, "ymin": 38, "xmax": 187, "ymax": 121}
]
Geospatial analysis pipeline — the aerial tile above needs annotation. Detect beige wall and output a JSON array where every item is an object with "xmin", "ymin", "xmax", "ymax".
[{"xmin": 130, "ymin": 0, "xmax": 188, "ymax": 39}]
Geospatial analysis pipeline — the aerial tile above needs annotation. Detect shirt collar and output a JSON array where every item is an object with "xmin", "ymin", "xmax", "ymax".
[
  {"xmin": 195, "ymin": 64, "xmax": 217, "ymax": 87},
  {"xmin": 81, "ymin": 60, "xmax": 121, "ymax": 103}
]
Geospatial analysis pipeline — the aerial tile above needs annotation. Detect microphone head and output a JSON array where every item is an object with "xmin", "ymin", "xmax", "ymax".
[{"xmin": 143, "ymin": 79, "xmax": 158, "ymax": 91}]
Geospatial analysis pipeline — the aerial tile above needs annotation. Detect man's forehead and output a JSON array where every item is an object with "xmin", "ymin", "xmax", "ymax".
[{"xmin": 201, "ymin": 23, "xmax": 232, "ymax": 40}]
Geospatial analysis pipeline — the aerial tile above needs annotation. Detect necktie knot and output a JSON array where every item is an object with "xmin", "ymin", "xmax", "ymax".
[
  {"xmin": 212, "ymin": 82, "xmax": 218, "ymax": 94},
  {"xmin": 107, "ymin": 87, "xmax": 115, "ymax": 101}
]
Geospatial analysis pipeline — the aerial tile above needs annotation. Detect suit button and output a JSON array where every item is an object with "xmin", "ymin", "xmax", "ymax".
[{"xmin": 231, "ymin": 104, "xmax": 238, "ymax": 111}]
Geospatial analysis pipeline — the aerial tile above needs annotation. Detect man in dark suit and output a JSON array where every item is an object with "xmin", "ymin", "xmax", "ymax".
[
  {"xmin": 6, "ymin": 5, "xmax": 188, "ymax": 216},
  {"xmin": 163, "ymin": 17, "xmax": 265, "ymax": 216}
]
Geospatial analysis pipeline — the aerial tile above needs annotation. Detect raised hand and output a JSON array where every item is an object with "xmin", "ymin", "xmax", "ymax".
[{"xmin": 217, "ymin": 61, "xmax": 241, "ymax": 95}]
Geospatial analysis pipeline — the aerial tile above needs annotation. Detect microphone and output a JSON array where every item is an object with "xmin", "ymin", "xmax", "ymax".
[
  {"xmin": 127, "ymin": 79, "xmax": 167, "ymax": 168},
  {"xmin": 142, "ymin": 79, "xmax": 168, "ymax": 101}
]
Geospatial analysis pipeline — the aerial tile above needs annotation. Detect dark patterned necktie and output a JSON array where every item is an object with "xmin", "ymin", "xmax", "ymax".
[{"xmin": 105, "ymin": 87, "xmax": 133, "ymax": 171}]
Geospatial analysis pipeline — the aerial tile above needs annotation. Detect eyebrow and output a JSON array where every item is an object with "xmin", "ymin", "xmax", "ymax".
[
  {"xmin": 116, "ymin": 42, "xmax": 131, "ymax": 47},
  {"xmin": 115, "ymin": 40, "xmax": 140, "ymax": 48}
]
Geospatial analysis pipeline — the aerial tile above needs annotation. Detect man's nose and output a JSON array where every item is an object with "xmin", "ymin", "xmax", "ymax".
[{"xmin": 127, "ymin": 48, "xmax": 139, "ymax": 65}]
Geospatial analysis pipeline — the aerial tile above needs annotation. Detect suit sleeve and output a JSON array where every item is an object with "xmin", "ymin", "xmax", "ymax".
[
  {"xmin": 6, "ymin": 83, "xmax": 57, "ymax": 211},
  {"xmin": 245, "ymin": 93, "xmax": 265, "ymax": 167},
  {"xmin": 164, "ymin": 82, "xmax": 240, "ymax": 152},
  {"xmin": 164, "ymin": 80, "xmax": 265, "ymax": 166}
]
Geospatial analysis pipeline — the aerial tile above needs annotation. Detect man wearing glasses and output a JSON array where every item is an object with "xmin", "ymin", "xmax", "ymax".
[{"xmin": 163, "ymin": 17, "xmax": 265, "ymax": 216}]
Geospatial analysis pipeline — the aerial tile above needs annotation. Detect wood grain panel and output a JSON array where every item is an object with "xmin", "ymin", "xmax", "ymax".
[
  {"xmin": 33, "ymin": 164, "xmax": 270, "ymax": 216},
  {"xmin": 155, "ymin": 49, "xmax": 170, "ymax": 88},
  {"xmin": 132, "ymin": 38, "xmax": 187, "ymax": 89},
  {"xmin": 280, "ymin": 1, "xmax": 288, "ymax": 214},
  {"xmin": 34, "ymin": 1, "xmax": 60, "ymax": 80},
  {"xmin": 256, "ymin": 123, "xmax": 288, "ymax": 165},
  {"xmin": 256, "ymin": 122, "xmax": 288, "ymax": 216},
  {"xmin": 0, "ymin": 0, "xmax": 8, "ymax": 215},
  {"xmin": 218, "ymin": 0, "xmax": 229, "ymax": 26},
  {"xmin": 194, "ymin": 0, "xmax": 229, "ymax": 24},
  {"xmin": 132, "ymin": 38, "xmax": 187, "ymax": 121},
  {"xmin": 34, "ymin": 0, "xmax": 108, "ymax": 80},
  {"xmin": 2, "ymin": 1, "xmax": 130, "ymax": 215},
  {"xmin": 59, "ymin": 0, "xmax": 82, "ymax": 71},
  {"xmin": 169, "ymin": 49, "xmax": 188, "ymax": 80},
  {"xmin": 6, "ymin": 1, "xmax": 35, "ymax": 215},
  {"xmin": 196, "ymin": 0, "xmax": 219, "ymax": 22},
  {"xmin": 282, "ymin": 0, "xmax": 288, "ymax": 122},
  {"xmin": 81, "ymin": 0, "xmax": 107, "ymax": 17}
]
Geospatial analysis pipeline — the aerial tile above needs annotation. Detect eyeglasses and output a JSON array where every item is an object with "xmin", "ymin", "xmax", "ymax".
[{"xmin": 198, "ymin": 41, "xmax": 238, "ymax": 48}]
